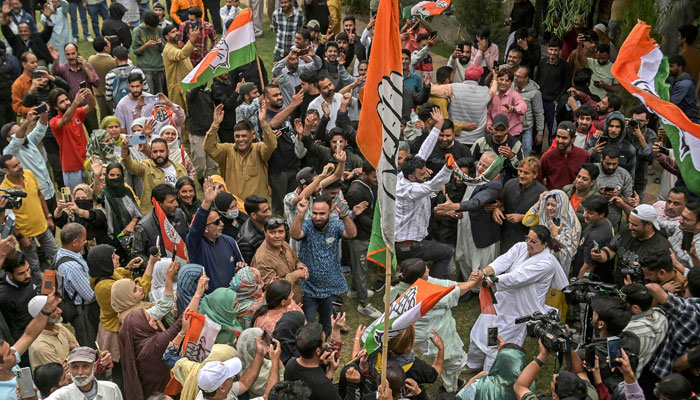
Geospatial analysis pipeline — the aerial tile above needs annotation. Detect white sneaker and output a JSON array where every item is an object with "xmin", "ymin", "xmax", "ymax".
[
  {"xmin": 86, "ymin": 36, "xmax": 94, "ymax": 43},
  {"xmin": 348, "ymin": 289, "xmax": 375, "ymax": 298},
  {"xmin": 357, "ymin": 303, "xmax": 382, "ymax": 318}
]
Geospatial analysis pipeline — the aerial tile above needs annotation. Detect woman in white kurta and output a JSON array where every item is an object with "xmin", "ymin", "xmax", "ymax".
[{"xmin": 466, "ymin": 225, "xmax": 569, "ymax": 371}]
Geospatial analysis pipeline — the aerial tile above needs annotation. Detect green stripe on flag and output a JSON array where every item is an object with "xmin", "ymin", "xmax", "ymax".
[
  {"xmin": 366, "ymin": 201, "xmax": 397, "ymax": 273},
  {"xmin": 181, "ymin": 42, "xmax": 257, "ymax": 91}
]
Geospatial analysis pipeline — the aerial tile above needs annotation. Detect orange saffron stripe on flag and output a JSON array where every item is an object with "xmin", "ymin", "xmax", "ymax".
[{"xmin": 356, "ymin": 0, "xmax": 402, "ymax": 168}]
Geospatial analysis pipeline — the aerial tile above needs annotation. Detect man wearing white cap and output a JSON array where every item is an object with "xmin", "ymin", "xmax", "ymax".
[
  {"xmin": 45, "ymin": 346, "xmax": 121, "ymax": 399},
  {"xmin": 196, "ymin": 357, "xmax": 243, "ymax": 400},
  {"xmin": 591, "ymin": 204, "xmax": 672, "ymax": 285},
  {"xmin": 27, "ymin": 295, "xmax": 77, "ymax": 370}
]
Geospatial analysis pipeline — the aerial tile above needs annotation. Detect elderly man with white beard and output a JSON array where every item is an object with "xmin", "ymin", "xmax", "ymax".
[{"xmin": 45, "ymin": 346, "xmax": 122, "ymax": 399}]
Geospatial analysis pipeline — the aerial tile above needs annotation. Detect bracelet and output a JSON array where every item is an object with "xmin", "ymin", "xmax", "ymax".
[
  {"xmin": 40, "ymin": 308, "xmax": 54, "ymax": 316},
  {"xmin": 354, "ymin": 337, "xmax": 360, "ymax": 341},
  {"xmin": 177, "ymin": 332, "xmax": 186, "ymax": 337},
  {"xmin": 339, "ymin": 213, "xmax": 349, "ymax": 219},
  {"xmin": 533, "ymin": 356, "xmax": 544, "ymax": 367}
]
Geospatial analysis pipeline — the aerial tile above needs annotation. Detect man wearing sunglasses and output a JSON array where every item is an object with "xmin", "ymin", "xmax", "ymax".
[{"xmin": 186, "ymin": 176, "xmax": 245, "ymax": 293}]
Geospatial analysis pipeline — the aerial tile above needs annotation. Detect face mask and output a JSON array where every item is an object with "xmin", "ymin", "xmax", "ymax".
[
  {"xmin": 224, "ymin": 209, "xmax": 239, "ymax": 220},
  {"xmin": 106, "ymin": 175, "xmax": 124, "ymax": 190},
  {"xmin": 75, "ymin": 199, "xmax": 93, "ymax": 210}
]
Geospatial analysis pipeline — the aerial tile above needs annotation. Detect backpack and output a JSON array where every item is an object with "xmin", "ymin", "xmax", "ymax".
[
  {"xmin": 111, "ymin": 66, "xmax": 135, "ymax": 107},
  {"xmin": 49, "ymin": 256, "xmax": 82, "ymax": 322}
]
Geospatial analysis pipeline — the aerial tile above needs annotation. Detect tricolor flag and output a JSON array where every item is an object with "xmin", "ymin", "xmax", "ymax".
[
  {"xmin": 181, "ymin": 8, "xmax": 257, "ymax": 90},
  {"xmin": 611, "ymin": 21, "xmax": 700, "ymax": 195},
  {"xmin": 403, "ymin": 0, "xmax": 451, "ymax": 18},
  {"xmin": 361, "ymin": 279, "xmax": 454, "ymax": 354},
  {"xmin": 152, "ymin": 198, "xmax": 189, "ymax": 263},
  {"xmin": 357, "ymin": 0, "xmax": 402, "ymax": 272}
]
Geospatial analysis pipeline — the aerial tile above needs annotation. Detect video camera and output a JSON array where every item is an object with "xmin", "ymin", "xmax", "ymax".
[
  {"xmin": 563, "ymin": 278, "xmax": 619, "ymax": 305},
  {"xmin": 515, "ymin": 309, "xmax": 575, "ymax": 353},
  {"xmin": 619, "ymin": 261, "xmax": 644, "ymax": 283},
  {"xmin": 0, "ymin": 188, "xmax": 27, "ymax": 209}
]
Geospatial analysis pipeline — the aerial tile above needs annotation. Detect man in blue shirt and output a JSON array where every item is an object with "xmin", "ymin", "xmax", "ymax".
[
  {"xmin": 290, "ymin": 195, "xmax": 356, "ymax": 336},
  {"xmin": 186, "ymin": 177, "xmax": 245, "ymax": 293}
]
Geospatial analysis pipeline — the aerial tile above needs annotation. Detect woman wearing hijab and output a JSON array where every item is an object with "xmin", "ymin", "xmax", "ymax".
[
  {"xmin": 53, "ymin": 184, "xmax": 110, "ymax": 251},
  {"xmin": 230, "ymin": 266, "xmax": 265, "ymax": 329},
  {"xmin": 171, "ymin": 343, "xmax": 239, "ymax": 400},
  {"xmin": 111, "ymin": 261, "xmax": 177, "ymax": 323},
  {"xmin": 93, "ymin": 162, "xmax": 141, "ymax": 262},
  {"xmin": 211, "ymin": 175, "xmax": 247, "ymax": 213},
  {"xmin": 88, "ymin": 244, "xmax": 155, "ymax": 389},
  {"xmin": 457, "ymin": 346, "xmax": 529, "ymax": 400},
  {"xmin": 272, "ymin": 310, "xmax": 306, "ymax": 365},
  {"xmin": 523, "ymin": 189, "xmax": 582, "ymax": 276},
  {"xmin": 237, "ymin": 328, "xmax": 279, "ymax": 397},
  {"xmin": 199, "ymin": 287, "xmax": 243, "ymax": 344},
  {"xmin": 149, "ymin": 258, "xmax": 176, "ymax": 302},
  {"xmin": 253, "ymin": 280, "xmax": 303, "ymax": 334},
  {"xmin": 85, "ymin": 116, "xmax": 122, "ymax": 166},
  {"xmin": 159, "ymin": 125, "xmax": 197, "ymax": 179},
  {"xmin": 176, "ymin": 264, "xmax": 205, "ymax": 316},
  {"xmin": 213, "ymin": 191, "xmax": 249, "ymax": 238},
  {"xmin": 176, "ymin": 177, "xmax": 201, "ymax": 223}
]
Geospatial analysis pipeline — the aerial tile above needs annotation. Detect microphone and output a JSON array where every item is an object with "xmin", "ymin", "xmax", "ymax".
[{"xmin": 149, "ymin": 246, "xmax": 160, "ymax": 257}]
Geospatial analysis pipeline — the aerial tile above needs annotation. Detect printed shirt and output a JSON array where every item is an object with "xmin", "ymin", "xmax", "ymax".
[
  {"xmin": 649, "ymin": 294, "xmax": 700, "ymax": 377},
  {"xmin": 298, "ymin": 219, "xmax": 347, "ymax": 298},
  {"xmin": 271, "ymin": 7, "xmax": 305, "ymax": 59}
]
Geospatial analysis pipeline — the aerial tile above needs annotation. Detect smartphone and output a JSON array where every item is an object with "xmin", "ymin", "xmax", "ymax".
[
  {"xmin": 55, "ymin": 273, "xmax": 64, "ymax": 298},
  {"xmin": 15, "ymin": 367, "xmax": 35, "ymax": 399},
  {"xmin": 79, "ymin": 81, "xmax": 87, "ymax": 89},
  {"xmin": 552, "ymin": 217, "xmax": 561, "ymax": 226},
  {"xmin": 331, "ymin": 301, "xmax": 343, "ymax": 317},
  {"xmin": 658, "ymin": 146, "xmax": 670, "ymax": 156},
  {"xmin": 333, "ymin": 195, "xmax": 350, "ymax": 216},
  {"xmin": 144, "ymin": 95, "xmax": 160, "ymax": 105},
  {"xmin": 682, "ymin": 231, "xmax": 694, "ymax": 252},
  {"xmin": 33, "ymin": 71, "xmax": 43, "ymax": 79},
  {"xmin": 598, "ymin": 137, "xmax": 608, "ymax": 146},
  {"xmin": 607, "ymin": 336, "xmax": 622, "ymax": 368},
  {"xmin": 129, "ymin": 134, "xmax": 147, "ymax": 145},
  {"xmin": 261, "ymin": 330, "xmax": 273, "ymax": 346},
  {"xmin": 35, "ymin": 103, "xmax": 48, "ymax": 114},
  {"xmin": 592, "ymin": 240, "xmax": 601, "ymax": 252},
  {"xmin": 2, "ymin": 216, "xmax": 15, "ymax": 239},
  {"xmin": 296, "ymin": 47, "xmax": 309, "ymax": 56},
  {"xmin": 487, "ymin": 326, "xmax": 498, "ymax": 347},
  {"xmin": 603, "ymin": 186, "xmax": 615, "ymax": 192},
  {"xmin": 60, "ymin": 186, "xmax": 72, "ymax": 203},
  {"xmin": 585, "ymin": 345, "xmax": 596, "ymax": 368},
  {"xmin": 41, "ymin": 270, "xmax": 56, "ymax": 295}
]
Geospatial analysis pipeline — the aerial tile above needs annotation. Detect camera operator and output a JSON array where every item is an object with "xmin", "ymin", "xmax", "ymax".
[
  {"xmin": 625, "ymin": 105, "xmax": 657, "ymax": 200},
  {"xmin": 591, "ymin": 204, "xmax": 672, "ymax": 286},
  {"xmin": 513, "ymin": 339, "xmax": 595, "ymax": 400},
  {"xmin": 620, "ymin": 283, "xmax": 668, "ymax": 377},
  {"xmin": 576, "ymin": 294, "xmax": 639, "ymax": 393},
  {"xmin": 638, "ymin": 249, "xmax": 685, "ymax": 297},
  {"xmin": 0, "ymin": 154, "xmax": 58, "ymax": 286}
]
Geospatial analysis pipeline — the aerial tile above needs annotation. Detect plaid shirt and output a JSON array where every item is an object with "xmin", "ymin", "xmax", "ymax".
[
  {"xmin": 649, "ymin": 294, "xmax": 700, "ymax": 377},
  {"xmin": 271, "ymin": 7, "xmax": 304, "ymax": 59},
  {"xmin": 179, "ymin": 20, "xmax": 217, "ymax": 65}
]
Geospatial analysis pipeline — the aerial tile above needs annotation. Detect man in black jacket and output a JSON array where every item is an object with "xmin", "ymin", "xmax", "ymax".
[
  {"xmin": 345, "ymin": 161, "xmax": 381, "ymax": 318},
  {"xmin": 236, "ymin": 195, "xmax": 271, "ymax": 264},
  {"xmin": 186, "ymin": 84, "xmax": 217, "ymax": 184},
  {"xmin": 210, "ymin": 72, "xmax": 238, "ymax": 143},
  {"xmin": 0, "ymin": 251, "xmax": 35, "ymax": 343},
  {"xmin": 1, "ymin": 13, "xmax": 54, "ymax": 65}
]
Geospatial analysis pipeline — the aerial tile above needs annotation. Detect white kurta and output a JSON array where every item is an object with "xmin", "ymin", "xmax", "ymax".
[{"xmin": 467, "ymin": 242, "xmax": 569, "ymax": 371}]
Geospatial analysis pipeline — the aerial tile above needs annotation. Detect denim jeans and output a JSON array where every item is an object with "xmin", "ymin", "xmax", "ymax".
[
  {"xmin": 302, "ymin": 295, "xmax": 334, "ymax": 337},
  {"xmin": 520, "ymin": 129, "xmax": 533, "ymax": 157},
  {"xmin": 543, "ymin": 101, "xmax": 556, "ymax": 145},
  {"xmin": 143, "ymin": 70, "xmax": 168, "ymax": 97},
  {"xmin": 63, "ymin": 170, "xmax": 87, "ymax": 190},
  {"xmin": 87, "ymin": 1, "xmax": 108, "ymax": 39},
  {"xmin": 23, "ymin": 229, "xmax": 59, "ymax": 286},
  {"xmin": 68, "ymin": 1, "xmax": 90, "ymax": 38},
  {"xmin": 348, "ymin": 239, "xmax": 370, "ymax": 304},
  {"xmin": 138, "ymin": 2, "xmax": 150, "ymax": 18}
]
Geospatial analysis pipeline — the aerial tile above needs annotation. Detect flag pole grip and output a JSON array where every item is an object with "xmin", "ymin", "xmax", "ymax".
[
  {"xmin": 380, "ymin": 248, "xmax": 392, "ymax": 386},
  {"xmin": 256, "ymin": 56, "xmax": 265, "ymax": 90}
]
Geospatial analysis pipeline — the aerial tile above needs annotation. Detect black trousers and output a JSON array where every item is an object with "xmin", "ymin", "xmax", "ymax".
[{"xmin": 395, "ymin": 239, "xmax": 454, "ymax": 279}]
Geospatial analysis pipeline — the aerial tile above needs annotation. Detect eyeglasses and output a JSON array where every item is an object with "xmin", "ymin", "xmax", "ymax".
[
  {"xmin": 680, "ymin": 215, "xmax": 697, "ymax": 224},
  {"xmin": 207, "ymin": 218, "xmax": 222, "ymax": 226},
  {"xmin": 523, "ymin": 236, "xmax": 540, "ymax": 245}
]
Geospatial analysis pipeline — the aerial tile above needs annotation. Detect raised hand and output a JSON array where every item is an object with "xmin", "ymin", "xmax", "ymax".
[
  {"xmin": 296, "ymin": 197, "xmax": 309, "ymax": 214},
  {"xmin": 212, "ymin": 104, "xmax": 225, "ymax": 126}
]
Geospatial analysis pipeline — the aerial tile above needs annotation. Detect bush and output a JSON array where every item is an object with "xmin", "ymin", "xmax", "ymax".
[{"xmin": 452, "ymin": 0, "xmax": 508, "ymax": 50}]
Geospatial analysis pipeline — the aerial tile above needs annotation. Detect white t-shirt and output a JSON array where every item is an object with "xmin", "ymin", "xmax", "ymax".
[{"xmin": 161, "ymin": 164, "xmax": 177, "ymax": 186}]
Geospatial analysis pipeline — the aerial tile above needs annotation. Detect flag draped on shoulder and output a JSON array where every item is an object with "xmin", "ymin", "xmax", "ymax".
[
  {"xmin": 181, "ymin": 8, "xmax": 257, "ymax": 90},
  {"xmin": 362, "ymin": 279, "xmax": 454, "ymax": 354},
  {"xmin": 356, "ymin": 0, "xmax": 402, "ymax": 272},
  {"xmin": 611, "ymin": 21, "xmax": 700, "ymax": 195},
  {"xmin": 152, "ymin": 198, "xmax": 189, "ymax": 264}
]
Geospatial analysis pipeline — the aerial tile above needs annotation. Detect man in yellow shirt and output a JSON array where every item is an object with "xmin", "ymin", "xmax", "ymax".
[{"xmin": 0, "ymin": 155, "xmax": 58, "ymax": 286}]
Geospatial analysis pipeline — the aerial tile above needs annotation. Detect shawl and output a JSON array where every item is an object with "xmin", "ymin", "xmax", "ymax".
[
  {"xmin": 149, "ymin": 258, "xmax": 176, "ymax": 302},
  {"xmin": 530, "ymin": 189, "xmax": 582, "ymax": 275},
  {"xmin": 111, "ymin": 278, "xmax": 153, "ymax": 321},
  {"xmin": 160, "ymin": 124, "xmax": 184, "ymax": 164},
  {"xmin": 176, "ymin": 264, "xmax": 204, "ymax": 316},
  {"xmin": 102, "ymin": 163, "xmax": 140, "ymax": 237},
  {"xmin": 236, "ymin": 328, "xmax": 273, "ymax": 396},
  {"xmin": 175, "ymin": 343, "xmax": 239, "ymax": 400},
  {"xmin": 230, "ymin": 267, "xmax": 265, "ymax": 326},
  {"xmin": 473, "ymin": 348, "xmax": 529, "ymax": 400},
  {"xmin": 199, "ymin": 287, "xmax": 243, "ymax": 344},
  {"xmin": 272, "ymin": 311, "xmax": 306, "ymax": 365},
  {"xmin": 119, "ymin": 308, "xmax": 182, "ymax": 400}
]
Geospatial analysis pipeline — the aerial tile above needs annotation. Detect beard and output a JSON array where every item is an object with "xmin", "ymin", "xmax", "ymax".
[
  {"xmin": 153, "ymin": 156, "xmax": 169, "ymax": 167},
  {"xmin": 72, "ymin": 372, "xmax": 94, "ymax": 387},
  {"xmin": 602, "ymin": 167, "xmax": 616, "ymax": 175},
  {"xmin": 48, "ymin": 316, "xmax": 63, "ymax": 324},
  {"xmin": 312, "ymin": 218, "xmax": 329, "ymax": 230}
]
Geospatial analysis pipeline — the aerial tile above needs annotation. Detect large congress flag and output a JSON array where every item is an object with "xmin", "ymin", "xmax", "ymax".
[
  {"xmin": 181, "ymin": 8, "xmax": 257, "ymax": 90},
  {"xmin": 611, "ymin": 21, "xmax": 700, "ymax": 194},
  {"xmin": 356, "ymin": 0, "xmax": 402, "ymax": 271}
]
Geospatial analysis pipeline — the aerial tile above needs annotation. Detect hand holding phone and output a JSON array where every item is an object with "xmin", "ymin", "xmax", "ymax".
[
  {"xmin": 607, "ymin": 336, "xmax": 622, "ymax": 368},
  {"xmin": 487, "ymin": 326, "xmax": 498, "ymax": 347}
]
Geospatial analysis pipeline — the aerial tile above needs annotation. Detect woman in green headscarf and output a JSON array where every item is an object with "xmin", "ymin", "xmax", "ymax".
[
  {"xmin": 199, "ymin": 287, "xmax": 243, "ymax": 344},
  {"xmin": 93, "ymin": 162, "xmax": 141, "ymax": 261},
  {"xmin": 457, "ymin": 347, "xmax": 530, "ymax": 400}
]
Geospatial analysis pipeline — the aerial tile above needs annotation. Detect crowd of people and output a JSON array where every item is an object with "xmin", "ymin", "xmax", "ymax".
[{"xmin": 0, "ymin": 0, "xmax": 699, "ymax": 398}]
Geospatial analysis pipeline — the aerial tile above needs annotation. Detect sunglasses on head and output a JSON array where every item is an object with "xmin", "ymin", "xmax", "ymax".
[{"xmin": 265, "ymin": 217, "xmax": 286, "ymax": 228}]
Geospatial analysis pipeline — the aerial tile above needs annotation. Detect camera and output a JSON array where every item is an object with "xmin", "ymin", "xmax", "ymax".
[
  {"xmin": 563, "ymin": 278, "xmax": 618, "ymax": 305},
  {"xmin": 620, "ymin": 261, "xmax": 644, "ymax": 283},
  {"xmin": 0, "ymin": 188, "xmax": 27, "ymax": 209},
  {"xmin": 628, "ymin": 118, "xmax": 639, "ymax": 130},
  {"xmin": 515, "ymin": 309, "xmax": 575, "ymax": 353}
]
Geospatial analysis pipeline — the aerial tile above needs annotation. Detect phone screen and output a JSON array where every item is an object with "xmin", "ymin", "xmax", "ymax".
[
  {"xmin": 331, "ymin": 301, "xmax": 343, "ymax": 317},
  {"xmin": 585, "ymin": 345, "xmax": 596, "ymax": 367},
  {"xmin": 682, "ymin": 231, "xmax": 694, "ymax": 252},
  {"xmin": 2, "ymin": 217, "xmax": 14, "ymax": 239},
  {"xmin": 607, "ymin": 337, "xmax": 622, "ymax": 368},
  {"xmin": 261, "ymin": 330, "xmax": 273, "ymax": 346},
  {"xmin": 487, "ymin": 326, "xmax": 498, "ymax": 347}
]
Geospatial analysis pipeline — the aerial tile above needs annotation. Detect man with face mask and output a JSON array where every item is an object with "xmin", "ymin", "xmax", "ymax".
[
  {"xmin": 1, "ymin": 9, "xmax": 54, "ymax": 65},
  {"xmin": 46, "ymin": 346, "xmax": 122, "ymax": 399},
  {"xmin": 186, "ymin": 177, "xmax": 245, "ymax": 293},
  {"xmin": 585, "ymin": 111, "xmax": 636, "ymax": 178}
]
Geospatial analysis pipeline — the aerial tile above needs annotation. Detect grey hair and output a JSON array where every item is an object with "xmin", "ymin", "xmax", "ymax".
[{"xmin": 398, "ymin": 141, "xmax": 410, "ymax": 153}]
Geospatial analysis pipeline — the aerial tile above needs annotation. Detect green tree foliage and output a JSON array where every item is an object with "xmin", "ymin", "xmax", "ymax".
[
  {"xmin": 452, "ymin": 0, "xmax": 507, "ymax": 44},
  {"xmin": 543, "ymin": 0, "xmax": 593, "ymax": 38}
]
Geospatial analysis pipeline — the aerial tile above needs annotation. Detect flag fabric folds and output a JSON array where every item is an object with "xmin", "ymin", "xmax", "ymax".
[
  {"xmin": 402, "ymin": 0, "xmax": 451, "ymax": 18},
  {"xmin": 362, "ymin": 278, "xmax": 454, "ymax": 354},
  {"xmin": 356, "ymin": 0, "xmax": 402, "ymax": 272},
  {"xmin": 181, "ymin": 8, "xmax": 257, "ymax": 90},
  {"xmin": 611, "ymin": 21, "xmax": 700, "ymax": 195},
  {"xmin": 152, "ymin": 198, "xmax": 189, "ymax": 263}
]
